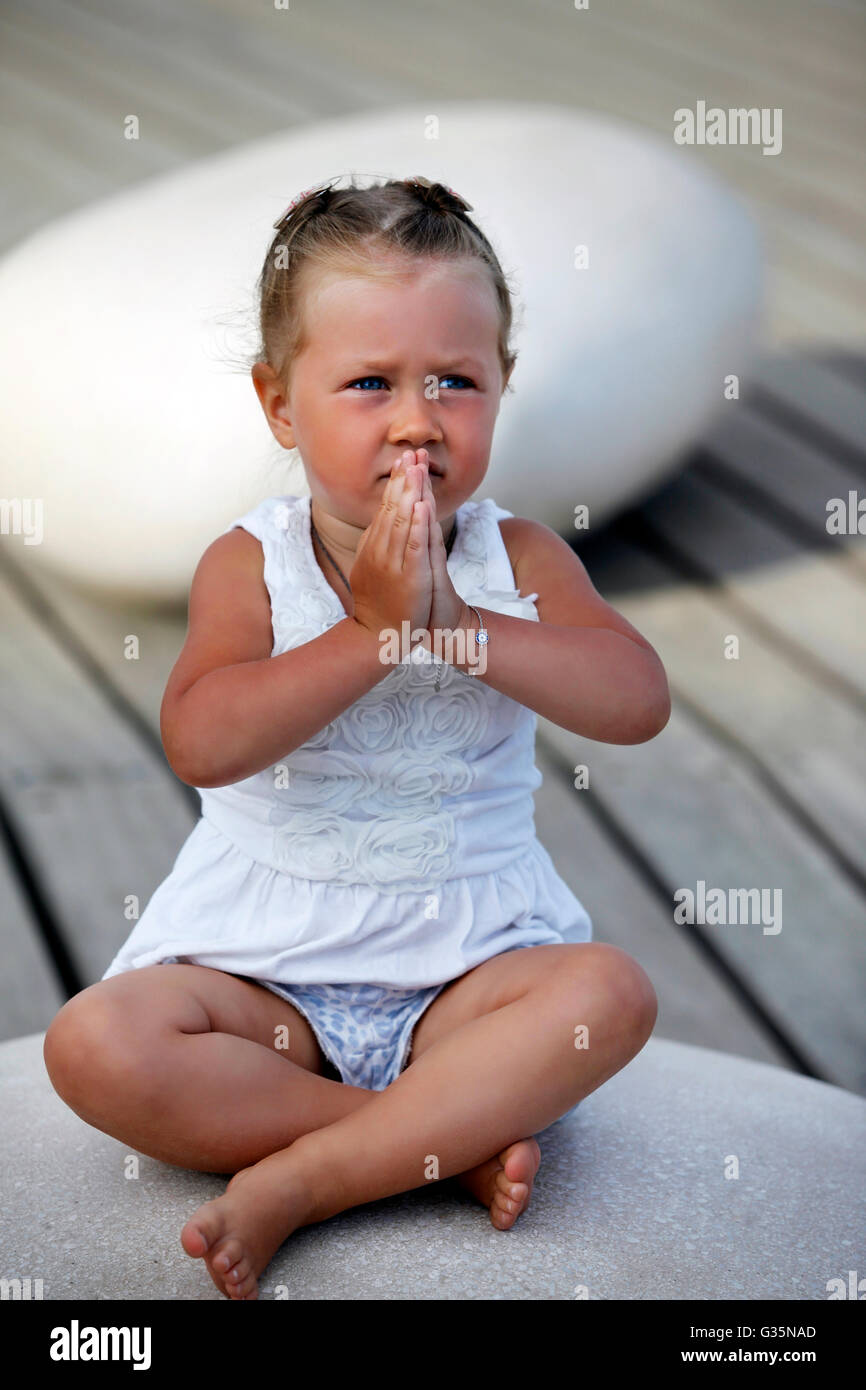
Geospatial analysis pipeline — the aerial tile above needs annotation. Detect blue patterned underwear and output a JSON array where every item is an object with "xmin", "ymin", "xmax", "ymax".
[{"xmin": 257, "ymin": 978, "xmax": 448, "ymax": 1090}]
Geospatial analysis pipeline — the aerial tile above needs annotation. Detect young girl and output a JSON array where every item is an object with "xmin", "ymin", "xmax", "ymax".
[{"xmin": 43, "ymin": 175, "xmax": 669, "ymax": 1300}]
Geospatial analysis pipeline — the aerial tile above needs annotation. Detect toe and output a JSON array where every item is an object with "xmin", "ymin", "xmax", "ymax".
[
  {"xmin": 225, "ymin": 1257, "xmax": 251, "ymax": 1287},
  {"xmin": 230, "ymin": 1270, "xmax": 259, "ymax": 1300},
  {"xmin": 211, "ymin": 1238, "xmax": 244, "ymax": 1275},
  {"xmin": 181, "ymin": 1203, "xmax": 226, "ymax": 1260},
  {"xmin": 495, "ymin": 1169, "xmax": 529, "ymax": 1206},
  {"xmin": 491, "ymin": 1196, "xmax": 515, "ymax": 1230},
  {"xmin": 501, "ymin": 1139, "xmax": 540, "ymax": 1188}
]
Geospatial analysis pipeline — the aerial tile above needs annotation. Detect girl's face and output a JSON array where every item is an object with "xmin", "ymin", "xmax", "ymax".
[{"xmin": 254, "ymin": 259, "xmax": 512, "ymax": 528}]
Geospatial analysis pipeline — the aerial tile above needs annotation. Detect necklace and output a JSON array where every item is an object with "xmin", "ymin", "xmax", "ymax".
[{"xmin": 311, "ymin": 510, "xmax": 459, "ymax": 691}]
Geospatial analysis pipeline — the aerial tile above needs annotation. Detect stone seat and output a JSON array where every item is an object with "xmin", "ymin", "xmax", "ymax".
[{"xmin": 1, "ymin": 1031, "xmax": 862, "ymax": 1300}]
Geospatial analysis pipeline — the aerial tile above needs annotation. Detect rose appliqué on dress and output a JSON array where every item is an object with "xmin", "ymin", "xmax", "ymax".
[{"xmin": 260, "ymin": 495, "xmax": 527, "ymax": 891}]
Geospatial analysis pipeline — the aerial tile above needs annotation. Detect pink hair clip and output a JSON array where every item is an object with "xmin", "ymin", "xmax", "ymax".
[{"xmin": 274, "ymin": 179, "xmax": 338, "ymax": 229}]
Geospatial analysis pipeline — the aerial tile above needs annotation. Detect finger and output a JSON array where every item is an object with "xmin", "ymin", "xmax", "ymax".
[
  {"xmin": 429, "ymin": 510, "xmax": 447, "ymax": 571},
  {"xmin": 368, "ymin": 453, "xmax": 411, "ymax": 563},
  {"xmin": 404, "ymin": 499, "xmax": 430, "ymax": 565},
  {"xmin": 410, "ymin": 497, "xmax": 428, "ymax": 542},
  {"xmin": 420, "ymin": 459, "xmax": 435, "ymax": 514},
  {"xmin": 385, "ymin": 462, "xmax": 424, "ymax": 569}
]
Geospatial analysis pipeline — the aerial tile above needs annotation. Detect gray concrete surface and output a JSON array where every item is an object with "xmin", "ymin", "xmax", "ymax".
[{"xmin": 1, "ymin": 1031, "xmax": 863, "ymax": 1300}]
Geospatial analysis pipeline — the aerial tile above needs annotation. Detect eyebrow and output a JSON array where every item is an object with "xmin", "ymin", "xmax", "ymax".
[{"xmin": 339, "ymin": 357, "xmax": 487, "ymax": 373}]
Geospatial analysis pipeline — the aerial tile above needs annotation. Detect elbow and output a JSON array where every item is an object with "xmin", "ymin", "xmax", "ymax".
[
  {"xmin": 164, "ymin": 744, "xmax": 201, "ymax": 788},
  {"xmin": 164, "ymin": 740, "xmax": 223, "ymax": 788},
  {"xmin": 608, "ymin": 658, "xmax": 671, "ymax": 744},
  {"xmin": 161, "ymin": 695, "xmax": 215, "ymax": 787},
  {"xmin": 631, "ymin": 672, "xmax": 672, "ymax": 743},
  {"xmin": 164, "ymin": 739, "xmax": 240, "ymax": 789},
  {"xmin": 161, "ymin": 723, "xmax": 207, "ymax": 788}
]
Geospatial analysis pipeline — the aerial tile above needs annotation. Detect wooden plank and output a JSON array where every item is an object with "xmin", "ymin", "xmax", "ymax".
[
  {"xmin": 5, "ymin": 550, "xmax": 191, "ymax": 737},
  {"xmin": 694, "ymin": 407, "xmax": 866, "ymax": 576},
  {"xmin": 809, "ymin": 349, "xmax": 866, "ymax": 393},
  {"xmin": 536, "ymin": 705, "xmax": 866, "ymax": 1095},
  {"xmin": 0, "ymin": 556, "xmax": 197, "ymax": 988},
  {"xmin": 761, "ymin": 216, "xmax": 866, "ymax": 325},
  {"xmin": 611, "ymin": 0, "xmax": 866, "ymax": 121},
  {"xmin": 654, "ymin": 0, "xmax": 866, "ymax": 93},
  {"xmin": 752, "ymin": 353, "xmax": 866, "ymax": 466},
  {"xmin": 0, "ymin": 846, "xmax": 65, "ymax": 1040},
  {"xmin": 0, "ymin": 11, "xmax": 217, "ymax": 167},
  {"xmin": 532, "ymin": 738, "xmax": 797, "ymax": 1071},
  {"xmin": 6, "ymin": 0, "xmax": 309, "ymax": 146},
  {"xmin": 138, "ymin": 0, "xmax": 406, "ymax": 112},
  {"xmin": 578, "ymin": 527, "xmax": 866, "ymax": 883},
  {"xmin": 759, "ymin": 260, "xmax": 866, "ymax": 348},
  {"xmin": 635, "ymin": 470, "xmax": 866, "ymax": 704}
]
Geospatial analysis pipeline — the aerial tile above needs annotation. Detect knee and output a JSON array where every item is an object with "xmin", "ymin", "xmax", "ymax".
[
  {"xmin": 43, "ymin": 986, "xmax": 152, "ymax": 1112},
  {"xmin": 561, "ymin": 942, "xmax": 658, "ymax": 1045}
]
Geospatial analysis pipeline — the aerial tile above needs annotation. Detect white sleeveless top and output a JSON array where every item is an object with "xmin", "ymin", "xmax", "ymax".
[{"xmin": 102, "ymin": 494, "xmax": 592, "ymax": 990}]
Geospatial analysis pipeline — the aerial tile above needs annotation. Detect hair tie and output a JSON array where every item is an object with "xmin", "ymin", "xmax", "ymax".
[
  {"xmin": 273, "ymin": 178, "xmax": 339, "ymax": 230},
  {"xmin": 406, "ymin": 175, "xmax": 473, "ymax": 213}
]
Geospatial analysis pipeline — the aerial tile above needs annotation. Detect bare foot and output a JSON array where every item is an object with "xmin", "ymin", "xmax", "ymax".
[
  {"xmin": 180, "ymin": 1150, "xmax": 317, "ymax": 1300},
  {"xmin": 454, "ymin": 1137, "xmax": 541, "ymax": 1230}
]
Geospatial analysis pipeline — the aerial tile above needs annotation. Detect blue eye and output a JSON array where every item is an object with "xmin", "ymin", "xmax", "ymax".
[{"xmin": 346, "ymin": 375, "xmax": 475, "ymax": 391}]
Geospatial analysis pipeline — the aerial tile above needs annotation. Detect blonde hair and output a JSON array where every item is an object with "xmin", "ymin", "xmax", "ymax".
[{"xmin": 254, "ymin": 176, "xmax": 520, "ymax": 395}]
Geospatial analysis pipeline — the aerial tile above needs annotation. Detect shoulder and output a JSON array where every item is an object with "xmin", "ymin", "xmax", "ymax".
[
  {"xmin": 496, "ymin": 513, "xmax": 656, "ymax": 648},
  {"xmin": 189, "ymin": 490, "xmax": 309, "ymax": 615},
  {"xmin": 496, "ymin": 515, "xmax": 579, "ymax": 594},
  {"xmin": 201, "ymin": 494, "xmax": 303, "ymax": 564},
  {"xmin": 206, "ymin": 524, "xmax": 266, "ymax": 567},
  {"xmin": 187, "ymin": 526, "xmax": 270, "ymax": 630}
]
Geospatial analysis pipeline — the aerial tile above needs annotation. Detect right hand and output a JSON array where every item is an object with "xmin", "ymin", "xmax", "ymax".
[{"xmin": 349, "ymin": 451, "xmax": 434, "ymax": 640}]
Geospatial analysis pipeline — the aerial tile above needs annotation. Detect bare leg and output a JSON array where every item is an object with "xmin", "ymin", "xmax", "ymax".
[
  {"xmin": 42, "ymin": 964, "xmax": 378, "ymax": 1172},
  {"xmin": 43, "ymin": 961, "xmax": 538, "ymax": 1232},
  {"xmin": 181, "ymin": 945, "xmax": 657, "ymax": 1298}
]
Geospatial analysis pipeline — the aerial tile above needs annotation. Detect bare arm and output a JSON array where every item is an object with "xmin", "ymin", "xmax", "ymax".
[
  {"xmin": 450, "ymin": 606, "xmax": 669, "ymax": 744},
  {"xmin": 166, "ymin": 616, "xmax": 386, "ymax": 788},
  {"xmin": 163, "ymin": 461, "xmax": 434, "ymax": 788},
  {"xmin": 448, "ymin": 519, "xmax": 671, "ymax": 745}
]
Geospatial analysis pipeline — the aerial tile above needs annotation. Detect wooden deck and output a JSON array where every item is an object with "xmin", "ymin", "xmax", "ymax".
[{"xmin": 1, "ymin": 0, "xmax": 864, "ymax": 1095}]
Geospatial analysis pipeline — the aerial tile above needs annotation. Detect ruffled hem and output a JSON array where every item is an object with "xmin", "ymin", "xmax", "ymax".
[{"xmin": 101, "ymin": 817, "xmax": 592, "ymax": 990}]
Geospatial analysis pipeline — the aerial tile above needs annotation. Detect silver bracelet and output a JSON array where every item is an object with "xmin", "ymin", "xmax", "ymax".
[
  {"xmin": 465, "ymin": 603, "xmax": 489, "ymax": 644},
  {"xmin": 464, "ymin": 603, "xmax": 488, "ymax": 676}
]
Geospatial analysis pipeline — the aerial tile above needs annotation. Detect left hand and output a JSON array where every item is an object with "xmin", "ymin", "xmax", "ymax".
[{"xmin": 413, "ymin": 449, "xmax": 468, "ymax": 643}]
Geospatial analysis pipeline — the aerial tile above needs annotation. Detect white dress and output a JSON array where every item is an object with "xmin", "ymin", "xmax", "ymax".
[{"xmin": 102, "ymin": 493, "xmax": 593, "ymax": 992}]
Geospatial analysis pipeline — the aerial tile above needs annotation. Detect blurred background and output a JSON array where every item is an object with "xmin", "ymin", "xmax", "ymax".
[{"xmin": 0, "ymin": 0, "xmax": 864, "ymax": 1097}]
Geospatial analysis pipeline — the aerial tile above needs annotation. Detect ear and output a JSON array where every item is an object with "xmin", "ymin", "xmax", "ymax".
[{"xmin": 251, "ymin": 361, "xmax": 297, "ymax": 449}]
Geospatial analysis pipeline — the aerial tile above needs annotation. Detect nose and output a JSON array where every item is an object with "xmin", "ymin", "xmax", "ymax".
[{"xmin": 387, "ymin": 385, "xmax": 444, "ymax": 451}]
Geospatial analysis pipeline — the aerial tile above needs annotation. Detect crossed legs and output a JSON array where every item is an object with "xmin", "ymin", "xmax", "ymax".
[{"xmin": 44, "ymin": 942, "xmax": 657, "ymax": 1299}]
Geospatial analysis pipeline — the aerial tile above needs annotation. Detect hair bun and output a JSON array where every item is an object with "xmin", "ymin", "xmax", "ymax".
[{"xmin": 406, "ymin": 175, "xmax": 473, "ymax": 215}]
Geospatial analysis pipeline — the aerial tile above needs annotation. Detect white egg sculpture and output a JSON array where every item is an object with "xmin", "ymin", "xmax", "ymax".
[{"xmin": 0, "ymin": 102, "xmax": 764, "ymax": 602}]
